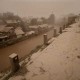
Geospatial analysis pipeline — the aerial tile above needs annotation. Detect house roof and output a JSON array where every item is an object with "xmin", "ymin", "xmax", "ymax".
[
  {"xmin": 1, "ymin": 27, "xmax": 13, "ymax": 32},
  {"xmin": 15, "ymin": 27, "xmax": 24, "ymax": 35},
  {"xmin": 0, "ymin": 35, "xmax": 8, "ymax": 39},
  {"xmin": 6, "ymin": 20, "xmax": 17, "ymax": 24},
  {"xmin": 39, "ymin": 24, "xmax": 48, "ymax": 28},
  {"xmin": 27, "ymin": 31, "xmax": 35, "ymax": 35},
  {"xmin": 29, "ymin": 26, "xmax": 39, "ymax": 29},
  {"xmin": 0, "ymin": 25, "xmax": 14, "ymax": 32}
]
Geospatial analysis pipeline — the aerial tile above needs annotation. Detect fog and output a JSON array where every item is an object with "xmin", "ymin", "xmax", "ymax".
[{"xmin": 0, "ymin": 0, "xmax": 80, "ymax": 18}]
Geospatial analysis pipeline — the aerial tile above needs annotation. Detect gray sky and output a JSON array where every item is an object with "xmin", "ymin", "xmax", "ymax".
[{"xmin": 0, "ymin": 0, "xmax": 80, "ymax": 18}]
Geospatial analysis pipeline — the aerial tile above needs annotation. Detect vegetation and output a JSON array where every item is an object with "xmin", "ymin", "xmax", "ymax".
[
  {"xmin": 47, "ymin": 13, "xmax": 55, "ymax": 25},
  {"xmin": 30, "ymin": 18, "xmax": 38, "ymax": 25}
]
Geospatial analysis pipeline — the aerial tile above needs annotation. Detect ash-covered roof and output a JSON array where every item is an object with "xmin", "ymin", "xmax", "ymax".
[{"xmin": 15, "ymin": 27, "xmax": 24, "ymax": 35}]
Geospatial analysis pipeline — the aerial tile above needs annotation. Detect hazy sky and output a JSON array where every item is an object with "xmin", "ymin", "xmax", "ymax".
[{"xmin": 0, "ymin": 0, "xmax": 80, "ymax": 18}]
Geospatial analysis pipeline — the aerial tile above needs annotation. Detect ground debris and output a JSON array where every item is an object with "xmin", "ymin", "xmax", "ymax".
[
  {"xmin": 0, "ymin": 73, "xmax": 4, "ymax": 78},
  {"xmin": 39, "ymin": 67, "xmax": 46, "ymax": 74},
  {"xmin": 77, "ymin": 55, "xmax": 80, "ymax": 59},
  {"xmin": 32, "ymin": 73, "xmax": 38, "ymax": 77}
]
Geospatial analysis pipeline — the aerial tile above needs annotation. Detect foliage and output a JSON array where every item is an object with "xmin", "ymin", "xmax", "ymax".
[
  {"xmin": 30, "ymin": 18, "xmax": 38, "ymax": 25},
  {"xmin": 47, "ymin": 13, "xmax": 55, "ymax": 25}
]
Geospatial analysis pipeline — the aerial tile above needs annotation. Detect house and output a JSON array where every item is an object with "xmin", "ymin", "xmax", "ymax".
[
  {"xmin": 0, "ymin": 25, "xmax": 15, "ymax": 39},
  {"xmin": 29, "ymin": 24, "xmax": 49, "ymax": 34},
  {"xmin": 29, "ymin": 26, "xmax": 39, "ymax": 34},
  {"xmin": 6, "ymin": 20, "xmax": 20, "ymax": 28},
  {"xmin": 0, "ymin": 26, "xmax": 15, "ymax": 38},
  {"xmin": 38, "ymin": 24, "xmax": 49, "ymax": 32},
  {"xmin": 25, "ymin": 31, "xmax": 35, "ymax": 38},
  {"xmin": 1, "ymin": 27, "xmax": 14, "ymax": 33},
  {"xmin": 6, "ymin": 20, "xmax": 18, "ymax": 24},
  {"xmin": 0, "ymin": 35, "xmax": 8, "ymax": 42},
  {"xmin": 27, "ymin": 31, "xmax": 35, "ymax": 36},
  {"xmin": 14, "ymin": 27, "xmax": 25, "ymax": 38},
  {"xmin": 39, "ymin": 24, "xmax": 48, "ymax": 29}
]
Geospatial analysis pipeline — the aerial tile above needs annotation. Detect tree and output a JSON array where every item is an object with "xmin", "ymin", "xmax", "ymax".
[
  {"xmin": 48, "ymin": 13, "xmax": 55, "ymax": 25},
  {"xmin": 3, "ymin": 12, "xmax": 14, "ymax": 20},
  {"xmin": 30, "ymin": 18, "xmax": 38, "ymax": 25},
  {"xmin": 67, "ymin": 13, "xmax": 77, "ymax": 25},
  {"xmin": 41, "ymin": 17, "xmax": 47, "ymax": 24}
]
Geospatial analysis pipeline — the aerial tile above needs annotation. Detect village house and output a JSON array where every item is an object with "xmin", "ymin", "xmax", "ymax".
[
  {"xmin": 6, "ymin": 20, "xmax": 17, "ymax": 24},
  {"xmin": 0, "ymin": 25, "xmax": 15, "ymax": 42},
  {"xmin": 1, "ymin": 27, "xmax": 15, "ymax": 38},
  {"xmin": 0, "ymin": 33, "xmax": 8, "ymax": 42},
  {"xmin": 39, "ymin": 24, "xmax": 48, "ymax": 31},
  {"xmin": 26, "ymin": 31, "xmax": 35, "ymax": 37},
  {"xmin": 29, "ymin": 25, "xmax": 40, "ymax": 35},
  {"xmin": 6, "ymin": 20, "xmax": 20, "ymax": 28},
  {"xmin": 29, "ymin": 24, "xmax": 50, "ymax": 35},
  {"xmin": 14, "ymin": 27, "xmax": 25, "ymax": 38}
]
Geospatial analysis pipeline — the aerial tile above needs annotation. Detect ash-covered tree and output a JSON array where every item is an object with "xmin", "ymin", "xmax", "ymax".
[
  {"xmin": 41, "ymin": 17, "xmax": 47, "ymax": 24},
  {"xmin": 47, "ymin": 13, "xmax": 55, "ymax": 25},
  {"xmin": 30, "ymin": 18, "xmax": 38, "ymax": 25},
  {"xmin": 67, "ymin": 13, "xmax": 77, "ymax": 25}
]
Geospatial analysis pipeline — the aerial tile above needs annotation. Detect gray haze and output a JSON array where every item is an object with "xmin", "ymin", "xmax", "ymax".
[{"xmin": 0, "ymin": 0, "xmax": 80, "ymax": 18}]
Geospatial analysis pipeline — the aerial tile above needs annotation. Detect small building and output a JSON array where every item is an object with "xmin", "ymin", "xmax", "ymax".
[
  {"xmin": 0, "ymin": 25, "xmax": 15, "ymax": 39},
  {"xmin": 29, "ymin": 25, "xmax": 39, "ymax": 34},
  {"xmin": 29, "ymin": 24, "xmax": 49, "ymax": 34},
  {"xmin": 14, "ymin": 27, "xmax": 25, "ymax": 38},
  {"xmin": 39, "ymin": 24, "xmax": 48, "ymax": 29},
  {"xmin": 6, "ymin": 20, "xmax": 18, "ymax": 24},
  {"xmin": 1, "ymin": 27, "xmax": 14, "ymax": 33},
  {"xmin": 6, "ymin": 20, "xmax": 20, "ymax": 28},
  {"xmin": 38, "ymin": 24, "xmax": 49, "ymax": 32},
  {"xmin": 27, "ymin": 31, "xmax": 35, "ymax": 36},
  {"xmin": 0, "ymin": 35, "xmax": 8, "ymax": 42},
  {"xmin": 25, "ymin": 31, "xmax": 35, "ymax": 37}
]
